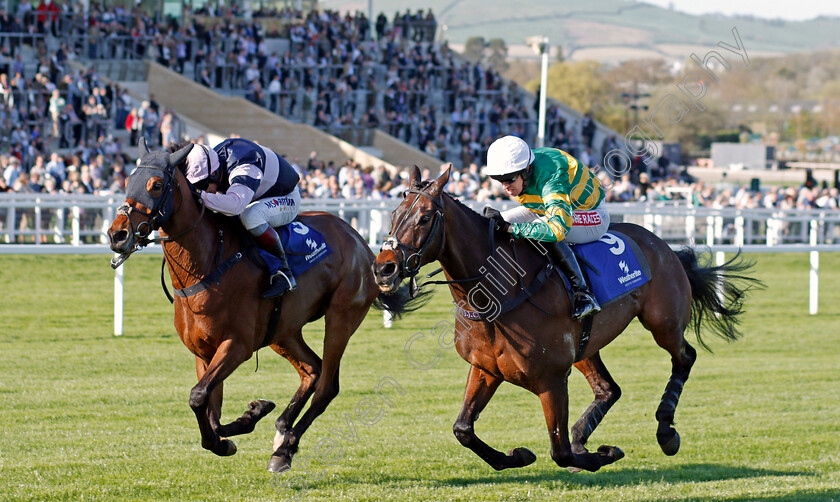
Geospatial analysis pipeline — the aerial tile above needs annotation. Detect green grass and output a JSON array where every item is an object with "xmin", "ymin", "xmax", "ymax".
[{"xmin": 1, "ymin": 253, "xmax": 839, "ymax": 501}]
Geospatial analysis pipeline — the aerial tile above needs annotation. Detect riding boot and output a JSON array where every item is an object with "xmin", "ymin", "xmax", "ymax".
[
  {"xmin": 548, "ymin": 241, "xmax": 601, "ymax": 320},
  {"xmin": 255, "ymin": 227, "xmax": 297, "ymax": 298}
]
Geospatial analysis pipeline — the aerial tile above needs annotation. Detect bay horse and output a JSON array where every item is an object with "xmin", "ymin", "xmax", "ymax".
[
  {"xmin": 373, "ymin": 167, "xmax": 760, "ymax": 472},
  {"xmin": 107, "ymin": 141, "xmax": 422, "ymax": 473}
]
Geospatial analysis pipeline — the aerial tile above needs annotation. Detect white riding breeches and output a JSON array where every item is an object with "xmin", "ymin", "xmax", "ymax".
[
  {"xmin": 500, "ymin": 205, "xmax": 610, "ymax": 244},
  {"xmin": 240, "ymin": 189, "xmax": 301, "ymax": 235}
]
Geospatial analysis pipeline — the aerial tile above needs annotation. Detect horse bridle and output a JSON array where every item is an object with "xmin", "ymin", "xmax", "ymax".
[
  {"xmin": 110, "ymin": 153, "xmax": 205, "ymax": 269},
  {"xmin": 119, "ymin": 164, "xmax": 175, "ymax": 236},
  {"xmin": 381, "ymin": 187, "xmax": 446, "ymax": 295},
  {"xmin": 383, "ymin": 185, "xmax": 509, "ymax": 298}
]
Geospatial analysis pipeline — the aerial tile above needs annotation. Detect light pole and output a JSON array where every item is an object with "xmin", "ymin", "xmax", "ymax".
[
  {"xmin": 527, "ymin": 36, "xmax": 549, "ymax": 148},
  {"xmin": 621, "ymin": 81, "xmax": 650, "ymax": 131}
]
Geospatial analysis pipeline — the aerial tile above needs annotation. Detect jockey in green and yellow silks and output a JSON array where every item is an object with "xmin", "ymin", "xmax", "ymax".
[
  {"xmin": 482, "ymin": 136, "xmax": 610, "ymax": 320},
  {"xmin": 509, "ymin": 147, "xmax": 605, "ymax": 242}
]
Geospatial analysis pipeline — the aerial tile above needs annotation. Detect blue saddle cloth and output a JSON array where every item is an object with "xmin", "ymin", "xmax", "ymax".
[
  {"xmin": 571, "ymin": 231, "xmax": 651, "ymax": 306},
  {"xmin": 258, "ymin": 221, "xmax": 331, "ymax": 277}
]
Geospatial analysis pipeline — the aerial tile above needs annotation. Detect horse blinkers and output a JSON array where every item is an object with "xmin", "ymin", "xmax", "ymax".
[
  {"xmin": 124, "ymin": 153, "xmax": 176, "ymax": 231},
  {"xmin": 123, "ymin": 141, "xmax": 194, "ymax": 234}
]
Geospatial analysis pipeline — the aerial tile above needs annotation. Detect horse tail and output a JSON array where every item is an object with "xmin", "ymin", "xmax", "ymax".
[
  {"xmin": 675, "ymin": 248, "xmax": 763, "ymax": 351},
  {"xmin": 372, "ymin": 282, "xmax": 433, "ymax": 320}
]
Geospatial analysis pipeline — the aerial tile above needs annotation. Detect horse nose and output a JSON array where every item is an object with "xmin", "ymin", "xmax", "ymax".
[
  {"xmin": 374, "ymin": 260, "xmax": 399, "ymax": 281},
  {"xmin": 109, "ymin": 229, "xmax": 129, "ymax": 251}
]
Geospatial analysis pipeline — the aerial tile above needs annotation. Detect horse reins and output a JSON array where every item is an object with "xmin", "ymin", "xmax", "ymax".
[{"xmin": 384, "ymin": 187, "xmax": 501, "ymax": 296}]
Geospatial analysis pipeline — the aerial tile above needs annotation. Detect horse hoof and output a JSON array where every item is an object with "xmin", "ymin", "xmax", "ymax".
[
  {"xmin": 268, "ymin": 455, "xmax": 291, "ymax": 473},
  {"xmin": 596, "ymin": 445, "xmax": 625, "ymax": 463},
  {"xmin": 508, "ymin": 447, "xmax": 537, "ymax": 467},
  {"xmin": 567, "ymin": 466, "xmax": 582, "ymax": 474},
  {"xmin": 658, "ymin": 429, "xmax": 681, "ymax": 456},
  {"xmin": 251, "ymin": 399, "xmax": 276, "ymax": 415},
  {"xmin": 218, "ymin": 439, "xmax": 237, "ymax": 457}
]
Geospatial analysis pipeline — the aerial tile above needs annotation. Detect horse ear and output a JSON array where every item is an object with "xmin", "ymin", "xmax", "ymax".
[
  {"xmin": 139, "ymin": 137, "xmax": 151, "ymax": 153},
  {"xmin": 429, "ymin": 164, "xmax": 451, "ymax": 196},
  {"xmin": 169, "ymin": 143, "xmax": 194, "ymax": 169},
  {"xmin": 409, "ymin": 166, "xmax": 421, "ymax": 188}
]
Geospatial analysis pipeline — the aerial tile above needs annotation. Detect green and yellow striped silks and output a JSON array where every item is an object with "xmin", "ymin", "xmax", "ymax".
[{"xmin": 511, "ymin": 148, "xmax": 604, "ymax": 242}]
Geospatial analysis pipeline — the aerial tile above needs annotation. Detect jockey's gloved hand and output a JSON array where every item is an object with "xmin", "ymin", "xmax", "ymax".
[{"xmin": 483, "ymin": 206, "xmax": 512, "ymax": 233}]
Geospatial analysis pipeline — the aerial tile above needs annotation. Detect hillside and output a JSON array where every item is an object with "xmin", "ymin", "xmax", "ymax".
[{"xmin": 320, "ymin": 0, "xmax": 840, "ymax": 63}]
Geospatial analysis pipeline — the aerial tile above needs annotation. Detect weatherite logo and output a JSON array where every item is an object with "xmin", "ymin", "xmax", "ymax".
[
  {"xmin": 617, "ymin": 258, "xmax": 642, "ymax": 285},
  {"xmin": 305, "ymin": 242, "xmax": 328, "ymax": 262}
]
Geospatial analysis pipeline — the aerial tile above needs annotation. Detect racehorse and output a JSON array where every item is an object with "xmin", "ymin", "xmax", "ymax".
[
  {"xmin": 107, "ymin": 140, "xmax": 423, "ymax": 472},
  {"xmin": 373, "ymin": 167, "xmax": 760, "ymax": 472}
]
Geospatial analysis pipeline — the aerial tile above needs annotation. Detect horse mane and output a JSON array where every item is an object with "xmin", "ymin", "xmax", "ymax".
[
  {"xmin": 444, "ymin": 192, "xmax": 487, "ymax": 227},
  {"xmin": 425, "ymin": 180, "xmax": 554, "ymax": 279},
  {"xmin": 413, "ymin": 179, "xmax": 488, "ymax": 228}
]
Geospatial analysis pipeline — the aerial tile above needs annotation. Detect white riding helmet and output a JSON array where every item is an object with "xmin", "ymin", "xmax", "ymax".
[
  {"xmin": 184, "ymin": 143, "xmax": 221, "ymax": 184},
  {"xmin": 483, "ymin": 136, "xmax": 535, "ymax": 177}
]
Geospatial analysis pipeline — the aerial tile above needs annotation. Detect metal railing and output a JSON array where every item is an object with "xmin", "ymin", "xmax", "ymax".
[
  {"xmin": 92, "ymin": 59, "xmax": 147, "ymax": 81},
  {"xmin": 3, "ymin": 195, "xmax": 840, "ymax": 328}
]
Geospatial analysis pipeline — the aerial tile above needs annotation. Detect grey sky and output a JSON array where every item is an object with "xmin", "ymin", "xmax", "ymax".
[{"xmin": 640, "ymin": 0, "xmax": 840, "ymax": 21}]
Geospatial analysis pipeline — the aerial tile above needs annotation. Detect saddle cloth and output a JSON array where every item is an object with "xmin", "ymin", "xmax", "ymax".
[
  {"xmin": 571, "ymin": 230, "xmax": 651, "ymax": 306},
  {"xmin": 258, "ymin": 220, "xmax": 332, "ymax": 277}
]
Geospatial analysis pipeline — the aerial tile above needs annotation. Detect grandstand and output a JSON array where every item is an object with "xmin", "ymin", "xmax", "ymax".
[
  {"xmin": 56, "ymin": 4, "xmax": 618, "ymax": 167},
  {"xmin": 0, "ymin": 2, "xmax": 837, "ymax": 214}
]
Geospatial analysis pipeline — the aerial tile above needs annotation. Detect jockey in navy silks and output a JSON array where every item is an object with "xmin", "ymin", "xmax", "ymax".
[{"xmin": 184, "ymin": 138, "xmax": 301, "ymax": 298}]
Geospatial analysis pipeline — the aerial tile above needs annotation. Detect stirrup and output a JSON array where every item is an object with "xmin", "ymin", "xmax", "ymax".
[
  {"xmin": 262, "ymin": 270, "xmax": 297, "ymax": 299},
  {"xmin": 572, "ymin": 291, "xmax": 600, "ymax": 320}
]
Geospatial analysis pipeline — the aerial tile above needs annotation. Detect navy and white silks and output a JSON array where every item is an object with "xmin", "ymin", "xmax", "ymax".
[{"xmin": 199, "ymin": 138, "xmax": 302, "ymax": 234}]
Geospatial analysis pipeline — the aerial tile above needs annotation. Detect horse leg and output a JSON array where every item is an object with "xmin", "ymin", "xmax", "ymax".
[
  {"xmin": 194, "ymin": 356, "xmax": 276, "ymax": 438},
  {"xmin": 270, "ymin": 330, "xmax": 322, "ymax": 450},
  {"xmin": 539, "ymin": 376, "xmax": 624, "ymax": 472},
  {"xmin": 268, "ymin": 305, "xmax": 361, "ymax": 472},
  {"xmin": 452, "ymin": 365, "xmax": 537, "ymax": 470},
  {"xmin": 654, "ymin": 339, "xmax": 697, "ymax": 455},
  {"xmin": 216, "ymin": 396, "xmax": 276, "ymax": 437},
  {"xmin": 195, "ymin": 357, "xmax": 223, "ymax": 433},
  {"xmin": 570, "ymin": 353, "xmax": 624, "ymax": 471},
  {"xmin": 189, "ymin": 339, "xmax": 251, "ymax": 456},
  {"xmin": 639, "ymin": 252, "xmax": 698, "ymax": 456}
]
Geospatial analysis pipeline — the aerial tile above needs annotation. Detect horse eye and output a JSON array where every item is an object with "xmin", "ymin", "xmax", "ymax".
[{"xmin": 419, "ymin": 215, "xmax": 431, "ymax": 224}]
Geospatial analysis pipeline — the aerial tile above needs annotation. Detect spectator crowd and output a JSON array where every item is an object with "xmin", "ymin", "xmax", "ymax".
[
  {"xmin": 0, "ymin": 3, "xmax": 837, "ymax": 216},
  {"xmin": 284, "ymin": 152, "xmax": 840, "ymax": 211},
  {"xmin": 166, "ymin": 7, "xmax": 594, "ymax": 170}
]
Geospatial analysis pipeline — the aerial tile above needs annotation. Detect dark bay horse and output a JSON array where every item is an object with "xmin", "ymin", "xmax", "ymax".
[
  {"xmin": 373, "ymin": 167, "xmax": 759, "ymax": 473},
  {"xmin": 107, "ymin": 141, "xmax": 421, "ymax": 472}
]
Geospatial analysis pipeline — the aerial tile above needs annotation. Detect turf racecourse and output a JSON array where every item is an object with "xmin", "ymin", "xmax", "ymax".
[{"xmin": 1, "ymin": 253, "xmax": 838, "ymax": 502}]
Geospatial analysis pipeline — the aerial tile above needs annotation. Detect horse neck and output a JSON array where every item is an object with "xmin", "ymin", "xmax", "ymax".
[
  {"xmin": 160, "ymin": 183, "xmax": 221, "ymax": 287},
  {"xmin": 437, "ymin": 196, "xmax": 493, "ymax": 296}
]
